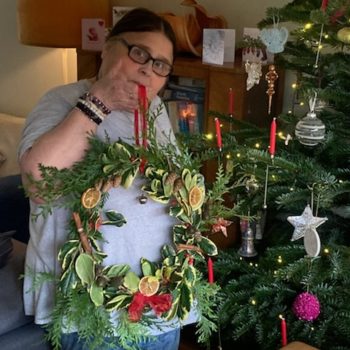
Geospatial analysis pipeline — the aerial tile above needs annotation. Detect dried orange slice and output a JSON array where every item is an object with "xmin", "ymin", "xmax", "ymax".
[
  {"xmin": 81, "ymin": 187, "xmax": 101, "ymax": 209},
  {"xmin": 188, "ymin": 185, "xmax": 204, "ymax": 210},
  {"xmin": 138, "ymin": 276, "xmax": 160, "ymax": 296}
]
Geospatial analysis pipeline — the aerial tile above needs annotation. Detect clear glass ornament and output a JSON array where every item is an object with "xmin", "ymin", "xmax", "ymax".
[{"xmin": 295, "ymin": 110, "xmax": 325, "ymax": 146}]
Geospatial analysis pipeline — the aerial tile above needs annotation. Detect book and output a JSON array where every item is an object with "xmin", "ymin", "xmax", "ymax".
[
  {"xmin": 162, "ymin": 83, "xmax": 205, "ymax": 104},
  {"xmin": 165, "ymin": 100, "xmax": 203, "ymax": 134}
]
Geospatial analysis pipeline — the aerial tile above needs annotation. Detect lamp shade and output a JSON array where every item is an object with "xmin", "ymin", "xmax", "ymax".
[{"xmin": 17, "ymin": 0, "xmax": 111, "ymax": 48}]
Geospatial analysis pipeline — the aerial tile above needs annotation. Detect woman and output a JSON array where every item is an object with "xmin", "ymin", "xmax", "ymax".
[{"xmin": 19, "ymin": 8, "xmax": 197, "ymax": 350}]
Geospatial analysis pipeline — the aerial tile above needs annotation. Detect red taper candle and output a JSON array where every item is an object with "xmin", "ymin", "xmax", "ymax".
[
  {"xmin": 281, "ymin": 317, "xmax": 288, "ymax": 346},
  {"xmin": 207, "ymin": 257, "xmax": 214, "ymax": 284},
  {"xmin": 215, "ymin": 118, "xmax": 222, "ymax": 151},
  {"xmin": 134, "ymin": 109, "xmax": 139, "ymax": 146},
  {"xmin": 269, "ymin": 117, "xmax": 277, "ymax": 157},
  {"xmin": 321, "ymin": 0, "xmax": 328, "ymax": 11}
]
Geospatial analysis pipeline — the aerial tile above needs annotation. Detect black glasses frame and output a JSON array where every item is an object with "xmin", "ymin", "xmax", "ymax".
[{"xmin": 117, "ymin": 38, "xmax": 173, "ymax": 77}]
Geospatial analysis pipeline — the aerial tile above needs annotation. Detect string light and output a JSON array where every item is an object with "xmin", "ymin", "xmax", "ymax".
[
  {"xmin": 255, "ymin": 143, "xmax": 260, "ymax": 148},
  {"xmin": 251, "ymin": 299, "xmax": 257, "ymax": 305},
  {"xmin": 304, "ymin": 23, "xmax": 312, "ymax": 30},
  {"xmin": 206, "ymin": 133, "xmax": 213, "ymax": 140},
  {"xmin": 226, "ymin": 154, "xmax": 231, "ymax": 159},
  {"xmin": 236, "ymin": 153, "xmax": 241, "ymax": 158},
  {"xmin": 323, "ymin": 248, "xmax": 330, "ymax": 254},
  {"xmin": 291, "ymin": 83, "xmax": 297, "ymax": 89},
  {"xmin": 277, "ymin": 255, "xmax": 283, "ymax": 263}
]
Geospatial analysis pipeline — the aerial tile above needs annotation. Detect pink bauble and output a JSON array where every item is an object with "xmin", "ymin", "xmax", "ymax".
[{"xmin": 292, "ymin": 292, "xmax": 320, "ymax": 321}]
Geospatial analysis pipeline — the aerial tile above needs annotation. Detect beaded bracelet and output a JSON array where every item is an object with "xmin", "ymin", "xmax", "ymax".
[
  {"xmin": 75, "ymin": 101, "xmax": 103, "ymax": 125},
  {"xmin": 82, "ymin": 92, "xmax": 111, "ymax": 115}
]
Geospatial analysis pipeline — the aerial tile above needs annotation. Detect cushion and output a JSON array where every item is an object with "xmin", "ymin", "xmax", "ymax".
[
  {"xmin": 0, "ymin": 231, "xmax": 14, "ymax": 268},
  {"xmin": 0, "ymin": 174, "xmax": 30, "ymax": 244},
  {"xmin": 0, "ymin": 113, "xmax": 25, "ymax": 177},
  {"xmin": 0, "ymin": 239, "xmax": 34, "ymax": 335},
  {"xmin": 0, "ymin": 151, "xmax": 6, "ymax": 167}
]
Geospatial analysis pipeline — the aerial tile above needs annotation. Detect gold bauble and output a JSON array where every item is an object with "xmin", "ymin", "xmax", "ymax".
[{"xmin": 337, "ymin": 27, "xmax": 350, "ymax": 44}]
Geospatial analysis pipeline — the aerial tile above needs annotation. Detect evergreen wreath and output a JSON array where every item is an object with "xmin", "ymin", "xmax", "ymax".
[{"xmin": 27, "ymin": 105, "xmax": 232, "ymax": 350}]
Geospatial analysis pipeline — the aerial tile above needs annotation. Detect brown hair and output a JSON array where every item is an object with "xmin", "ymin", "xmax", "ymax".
[{"xmin": 108, "ymin": 8, "xmax": 177, "ymax": 55}]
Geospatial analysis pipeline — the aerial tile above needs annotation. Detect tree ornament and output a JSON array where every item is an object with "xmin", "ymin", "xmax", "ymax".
[
  {"xmin": 295, "ymin": 95, "xmax": 325, "ymax": 146},
  {"xmin": 238, "ymin": 219, "xmax": 257, "ymax": 257},
  {"xmin": 337, "ymin": 27, "xmax": 350, "ymax": 44},
  {"xmin": 292, "ymin": 292, "xmax": 320, "ymax": 321},
  {"xmin": 287, "ymin": 204, "xmax": 327, "ymax": 242},
  {"xmin": 265, "ymin": 65, "xmax": 279, "ymax": 115},
  {"xmin": 260, "ymin": 26, "xmax": 288, "ymax": 54},
  {"xmin": 245, "ymin": 61, "xmax": 262, "ymax": 91}
]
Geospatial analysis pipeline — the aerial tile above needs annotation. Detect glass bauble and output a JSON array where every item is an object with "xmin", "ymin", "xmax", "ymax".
[
  {"xmin": 295, "ymin": 111, "xmax": 325, "ymax": 146},
  {"xmin": 337, "ymin": 27, "xmax": 350, "ymax": 44}
]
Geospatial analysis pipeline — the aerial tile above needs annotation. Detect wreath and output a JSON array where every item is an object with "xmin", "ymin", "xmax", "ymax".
[{"xmin": 28, "ymin": 106, "xmax": 232, "ymax": 349}]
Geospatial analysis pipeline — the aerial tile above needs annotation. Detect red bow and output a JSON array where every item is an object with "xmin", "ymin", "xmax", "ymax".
[{"xmin": 128, "ymin": 292, "xmax": 172, "ymax": 322}]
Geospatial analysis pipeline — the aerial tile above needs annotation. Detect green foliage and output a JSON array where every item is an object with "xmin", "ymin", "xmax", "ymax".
[{"xmin": 215, "ymin": 244, "xmax": 350, "ymax": 349}]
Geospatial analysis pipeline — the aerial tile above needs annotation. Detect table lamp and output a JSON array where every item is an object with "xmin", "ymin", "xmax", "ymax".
[{"xmin": 17, "ymin": 0, "xmax": 111, "ymax": 48}]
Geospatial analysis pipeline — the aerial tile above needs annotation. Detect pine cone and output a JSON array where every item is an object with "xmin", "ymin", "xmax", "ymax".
[
  {"xmin": 165, "ymin": 172, "xmax": 178, "ymax": 186},
  {"xmin": 112, "ymin": 175, "xmax": 122, "ymax": 188},
  {"xmin": 173, "ymin": 178, "xmax": 184, "ymax": 193},
  {"xmin": 102, "ymin": 180, "xmax": 113, "ymax": 193}
]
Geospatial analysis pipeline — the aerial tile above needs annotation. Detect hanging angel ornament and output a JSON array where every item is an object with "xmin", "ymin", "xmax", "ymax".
[
  {"xmin": 245, "ymin": 61, "xmax": 262, "ymax": 90},
  {"xmin": 287, "ymin": 204, "xmax": 327, "ymax": 257},
  {"xmin": 259, "ymin": 14, "xmax": 288, "ymax": 54}
]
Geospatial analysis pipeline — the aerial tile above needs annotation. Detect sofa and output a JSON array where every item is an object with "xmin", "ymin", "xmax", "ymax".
[{"xmin": 0, "ymin": 112, "xmax": 51, "ymax": 349}]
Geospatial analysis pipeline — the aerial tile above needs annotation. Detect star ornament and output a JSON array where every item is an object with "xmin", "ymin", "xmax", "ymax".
[{"xmin": 287, "ymin": 205, "xmax": 327, "ymax": 242}]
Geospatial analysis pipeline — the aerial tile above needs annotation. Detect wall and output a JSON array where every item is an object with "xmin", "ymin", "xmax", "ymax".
[
  {"xmin": 0, "ymin": 0, "xmax": 77, "ymax": 117},
  {"xmin": 0, "ymin": 0, "xmax": 293, "ymax": 118}
]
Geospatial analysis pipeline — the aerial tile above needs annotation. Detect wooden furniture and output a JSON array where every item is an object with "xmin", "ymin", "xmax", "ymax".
[{"xmin": 171, "ymin": 55, "xmax": 284, "ymax": 131}]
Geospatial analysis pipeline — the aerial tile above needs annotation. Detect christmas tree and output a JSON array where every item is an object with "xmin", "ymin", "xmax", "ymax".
[{"xmin": 188, "ymin": 0, "xmax": 350, "ymax": 348}]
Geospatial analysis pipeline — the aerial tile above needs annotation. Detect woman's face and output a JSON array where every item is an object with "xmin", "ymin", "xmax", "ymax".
[{"xmin": 100, "ymin": 31, "xmax": 174, "ymax": 100}]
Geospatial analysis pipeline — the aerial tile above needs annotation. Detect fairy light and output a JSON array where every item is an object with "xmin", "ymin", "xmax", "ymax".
[
  {"xmin": 206, "ymin": 133, "xmax": 213, "ymax": 140},
  {"xmin": 272, "ymin": 174, "xmax": 276, "ymax": 180},
  {"xmin": 251, "ymin": 299, "xmax": 257, "ymax": 305},
  {"xmin": 300, "ymin": 101, "xmax": 305, "ymax": 106},
  {"xmin": 255, "ymin": 143, "xmax": 260, "ymax": 148},
  {"xmin": 277, "ymin": 255, "xmax": 283, "ymax": 263},
  {"xmin": 249, "ymin": 262, "xmax": 254, "ymax": 266},
  {"xmin": 226, "ymin": 154, "xmax": 231, "ymax": 159},
  {"xmin": 291, "ymin": 83, "xmax": 297, "ymax": 89},
  {"xmin": 255, "ymin": 263, "xmax": 258, "ymax": 267},
  {"xmin": 236, "ymin": 153, "xmax": 241, "ymax": 158},
  {"xmin": 289, "ymin": 187, "xmax": 294, "ymax": 191},
  {"xmin": 278, "ymin": 131, "xmax": 284, "ymax": 139},
  {"xmin": 324, "ymin": 248, "xmax": 330, "ymax": 254},
  {"xmin": 304, "ymin": 23, "xmax": 312, "ymax": 30},
  {"xmin": 274, "ymin": 270, "xmax": 278, "ymax": 275}
]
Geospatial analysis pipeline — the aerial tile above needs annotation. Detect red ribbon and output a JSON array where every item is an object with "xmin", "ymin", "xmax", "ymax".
[{"xmin": 128, "ymin": 292, "xmax": 172, "ymax": 322}]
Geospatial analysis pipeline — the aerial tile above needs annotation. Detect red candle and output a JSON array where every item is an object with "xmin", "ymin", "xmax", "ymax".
[
  {"xmin": 134, "ymin": 109, "xmax": 139, "ymax": 146},
  {"xmin": 321, "ymin": 0, "xmax": 328, "ymax": 11},
  {"xmin": 138, "ymin": 85, "xmax": 148, "ymax": 148},
  {"xmin": 215, "ymin": 118, "xmax": 222, "ymax": 151},
  {"xmin": 281, "ymin": 317, "xmax": 287, "ymax": 346},
  {"xmin": 208, "ymin": 257, "xmax": 214, "ymax": 284},
  {"xmin": 229, "ymin": 88, "xmax": 234, "ymax": 115},
  {"xmin": 269, "ymin": 117, "xmax": 277, "ymax": 157}
]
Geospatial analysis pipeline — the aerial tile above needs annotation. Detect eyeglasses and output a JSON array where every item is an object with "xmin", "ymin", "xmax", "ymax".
[{"xmin": 117, "ymin": 38, "xmax": 173, "ymax": 77}]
